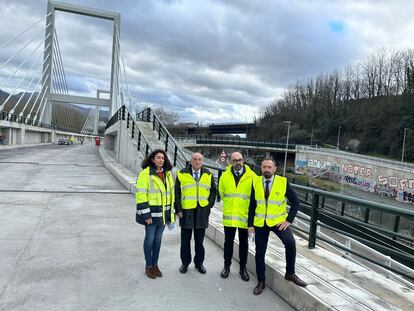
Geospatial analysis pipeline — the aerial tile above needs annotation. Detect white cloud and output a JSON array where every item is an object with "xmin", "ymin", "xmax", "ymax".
[{"xmin": 1, "ymin": 0, "xmax": 414, "ymax": 123}]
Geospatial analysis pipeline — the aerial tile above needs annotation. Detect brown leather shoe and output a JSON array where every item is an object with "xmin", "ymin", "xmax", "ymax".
[
  {"xmin": 285, "ymin": 274, "xmax": 307, "ymax": 287},
  {"xmin": 153, "ymin": 266, "xmax": 163, "ymax": 278},
  {"xmin": 145, "ymin": 266, "xmax": 156, "ymax": 279},
  {"xmin": 253, "ymin": 282, "xmax": 265, "ymax": 295}
]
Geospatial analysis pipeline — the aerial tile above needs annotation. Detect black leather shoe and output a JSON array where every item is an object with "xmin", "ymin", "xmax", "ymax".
[
  {"xmin": 179, "ymin": 264, "xmax": 188, "ymax": 274},
  {"xmin": 220, "ymin": 266, "xmax": 230, "ymax": 278},
  {"xmin": 285, "ymin": 274, "xmax": 307, "ymax": 287},
  {"xmin": 195, "ymin": 264, "xmax": 206, "ymax": 274},
  {"xmin": 253, "ymin": 282, "xmax": 265, "ymax": 295},
  {"xmin": 239, "ymin": 268, "xmax": 250, "ymax": 282}
]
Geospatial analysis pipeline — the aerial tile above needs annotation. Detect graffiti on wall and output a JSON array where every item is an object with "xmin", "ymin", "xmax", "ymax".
[
  {"xmin": 374, "ymin": 183, "xmax": 398, "ymax": 198},
  {"xmin": 308, "ymin": 160, "xmax": 340, "ymax": 180},
  {"xmin": 295, "ymin": 160, "xmax": 307, "ymax": 175},
  {"xmin": 294, "ymin": 159, "xmax": 341, "ymax": 182},
  {"xmin": 397, "ymin": 190, "xmax": 414, "ymax": 203},
  {"xmin": 341, "ymin": 163, "xmax": 373, "ymax": 178},
  {"xmin": 342, "ymin": 175, "xmax": 373, "ymax": 192},
  {"xmin": 377, "ymin": 175, "xmax": 414, "ymax": 191},
  {"xmin": 296, "ymin": 155, "xmax": 414, "ymax": 203}
]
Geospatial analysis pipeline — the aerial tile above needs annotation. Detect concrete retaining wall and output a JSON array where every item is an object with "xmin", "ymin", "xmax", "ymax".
[
  {"xmin": 296, "ymin": 149, "xmax": 414, "ymax": 204},
  {"xmin": 104, "ymin": 121, "xmax": 143, "ymax": 176},
  {"xmin": 0, "ymin": 120, "xmax": 94, "ymax": 147}
]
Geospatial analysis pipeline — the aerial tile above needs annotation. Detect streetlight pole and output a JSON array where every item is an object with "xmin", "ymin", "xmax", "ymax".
[
  {"xmin": 336, "ymin": 126, "xmax": 342, "ymax": 150},
  {"xmin": 402, "ymin": 127, "xmax": 408, "ymax": 163},
  {"xmin": 283, "ymin": 121, "xmax": 291, "ymax": 176},
  {"xmin": 310, "ymin": 127, "xmax": 314, "ymax": 147}
]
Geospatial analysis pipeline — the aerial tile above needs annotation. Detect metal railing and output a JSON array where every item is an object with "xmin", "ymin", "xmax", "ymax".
[
  {"xmin": 1, "ymin": 110, "xmax": 79, "ymax": 133},
  {"xmin": 291, "ymin": 183, "xmax": 414, "ymax": 280},
  {"xmin": 106, "ymin": 105, "xmax": 154, "ymax": 158},
  {"xmin": 136, "ymin": 107, "xmax": 189, "ymax": 168}
]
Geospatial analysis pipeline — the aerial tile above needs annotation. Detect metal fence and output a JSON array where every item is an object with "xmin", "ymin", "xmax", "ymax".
[
  {"xmin": 1, "ymin": 110, "xmax": 78, "ymax": 133},
  {"xmin": 292, "ymin": 183, "xmax": 414, "ymax": 280}
]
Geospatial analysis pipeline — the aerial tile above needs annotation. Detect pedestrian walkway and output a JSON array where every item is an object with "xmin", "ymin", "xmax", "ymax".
[{"xmin": 0, "ymin": 144, "xmax": 292, "ymax": 311}]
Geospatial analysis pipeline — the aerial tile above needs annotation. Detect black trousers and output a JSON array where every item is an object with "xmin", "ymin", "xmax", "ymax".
[
  {"xmin": 223, "ymin": 226, "xmax": 248, "ymax": 268},
  {"xmin": 255, "ymin": 225, "xmax": 296, "ymax": 282},
  {"xmin": 180, "ymin": 228, "xmax": 206, "ymax": 266}
]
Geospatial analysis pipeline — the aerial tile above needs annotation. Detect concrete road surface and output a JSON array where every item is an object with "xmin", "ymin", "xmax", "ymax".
[{"xmin": 0, "ymin": 144, "xmax": 293, "ymax": 311}]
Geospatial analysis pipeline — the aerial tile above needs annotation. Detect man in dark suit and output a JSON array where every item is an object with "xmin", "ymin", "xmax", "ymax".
[
  {"xmin": 248, "ymin": 158, "xmax": 307, "ymax": 295},
  {"xmin": 175, "ymin": 152, "xmax": 217, "ymax": 274}
]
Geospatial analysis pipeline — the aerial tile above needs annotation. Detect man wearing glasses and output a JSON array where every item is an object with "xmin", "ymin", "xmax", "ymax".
[{"xmin": 218, "ymin": 152, "xmax": 256, "ymax": 281}]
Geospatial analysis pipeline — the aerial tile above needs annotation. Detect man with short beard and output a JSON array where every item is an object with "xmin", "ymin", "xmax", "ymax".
[
  {"xmin": 248, "ymin": 158, "xmax": 307, "ymax": 296},
  {"xmin": 219, "ymin": 152, "xmax": 256, "ymax": 281}
]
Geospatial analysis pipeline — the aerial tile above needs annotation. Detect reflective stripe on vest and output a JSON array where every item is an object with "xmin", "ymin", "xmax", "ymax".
[
  {"xmin": 219, "ymin": 165, "xmax": 256, "ymax": 229},
  {"xmin": 223, "ymin": 215, "xmax": 248, "ymax": 223},
  {"xmin": 256, "ymin": 199, "xmax": 286, "ymax": 206},
  {"xmin": 253, "ymin": 175, "xmax": 288, "ymax": 227},
  {"xmin": 255, "ymin": 212, "xmax": 287, "ymax": 219},
  {"xmin": 137, "ymin": 208, "xmax": 151, "ymax": 215},
  {"xmin": 177, "ymin": 171, "xmax": 212, "ymax": 209},
  {"xmin": 222, "ymin": 193, "xmax": 250, "ymax": 199}
]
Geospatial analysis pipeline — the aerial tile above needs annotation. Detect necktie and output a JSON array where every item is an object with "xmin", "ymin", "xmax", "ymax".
[
  {"xmin": 195, "ymin": 172, "xmax": 199, "ymax": 182},
  {"xmin": 265, "ymin": 180, "xmax": 270, "ymax": 200}
]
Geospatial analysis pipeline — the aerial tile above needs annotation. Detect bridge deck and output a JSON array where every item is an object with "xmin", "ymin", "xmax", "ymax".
[{"xmin": 0, "ymin": 144, "xmax": 291, "ymax": 310}]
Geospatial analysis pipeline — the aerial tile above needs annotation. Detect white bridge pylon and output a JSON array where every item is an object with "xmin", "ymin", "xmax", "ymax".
[{"xmin": 41, "ymin": 0, "xmax": 121, "ymax": 126}]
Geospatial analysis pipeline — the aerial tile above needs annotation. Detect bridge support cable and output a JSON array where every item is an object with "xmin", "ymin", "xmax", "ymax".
[
  {"xmin": 20, "ymin": 61, "xmax": 50, "ymax": 118},
  {"xmin": 0, "ymin": 24, "xmax": 51, "ymax": 72},
  {"xmin": 0, "ymin": 34, "xmax": 51, "ymax": 94},
  {"xmin": 33, "ymin": 85, "xmax": 50, "ymax": 124},
  {"xmin": 114, "ymin": 24, "xmax": 133, "ymax": 116},
  {"xmin": 53, "ymin": 30, "xmax": 69, "ymax": 95},
  {"xmin": 0, "ymin": 12, "xmax": 51, "ymax": 51},
  {"xmin": 9, "ymin": 50, "xmax": 46, "ymax": 115},
  {"xmin": 51, "ymin": 54, "xmax": 69, "ymax": 128},
  {"xmin": 81, "ymin": 108, "xmax": 96, "ymax": 135},
  {"xmin": 28, "ymin": 70, "xmax": 51, "ymax": 120},
  {"xmin": 3, "ymin": 45, "xmax": 48, "ymax": 115},
  {"xmin": 110, "ymin": 24, "xmax": 124, "ymax": 114},
  {"xmin": 0, "ymin": 42, "xmax": 52, "ymax": 113},
  {"xmin": 50, "ymin": 29, "xmax": 76, "ymax": 130},
  {"xmin": 51, "ymin": 53, "xmax": 65, "ymax": 95},
  {"xmin": 0, "ymin": 34, "xmax": 51, "ymax": 112}
]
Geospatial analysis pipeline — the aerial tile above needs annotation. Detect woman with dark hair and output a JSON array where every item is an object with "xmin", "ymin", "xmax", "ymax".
[{"xmin": 135, "ymin": 149, "xmax": 175, "ymax": 279}]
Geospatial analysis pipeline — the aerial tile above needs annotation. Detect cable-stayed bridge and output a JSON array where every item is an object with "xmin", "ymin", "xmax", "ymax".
[{"xmin": 0, "ymin": 1, "xmax": 414, "ymax": 310}]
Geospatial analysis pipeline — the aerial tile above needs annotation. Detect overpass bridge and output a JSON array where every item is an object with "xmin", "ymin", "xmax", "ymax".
[
  {"xmin": 183, "ymin": 122, "xmax": 256, "ymax": 137},
  {"xmin": 1, "ymin": 1, "xmax": 414, "ymax": 310}
]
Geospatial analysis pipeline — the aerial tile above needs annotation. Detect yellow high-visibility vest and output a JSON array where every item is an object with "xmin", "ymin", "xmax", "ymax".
[
  {"xmin": 135, "ymin": 167, "xmax": 175, "ymax": 224},
  {"xmin": 177, "ymin": 171, "xmax": 212, "ymax": 209},
  {"xmin": 253, "ymin": 175, "xmax": 288, "ymax": 227},
  {"xmin": 219, "ymin": 165, "xmax": 256, "ymax": 228}
]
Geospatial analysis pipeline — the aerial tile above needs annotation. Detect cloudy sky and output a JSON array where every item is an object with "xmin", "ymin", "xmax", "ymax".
[{"xmin": 1, "ymin": 0, "xmax": 414, "ymax": 123}]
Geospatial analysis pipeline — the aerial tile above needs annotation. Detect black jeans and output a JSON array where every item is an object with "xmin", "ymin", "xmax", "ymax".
[
  {"xmin": 223, "ymin": 226, "xmax": 248, "ymax": 268},
  {"xmin": 180, "ymin": 228, "xmax": 206, "ymax": 266},
  {"xmin": 255, "ymin": 225, "xmax": 296, "ymax": 282}
]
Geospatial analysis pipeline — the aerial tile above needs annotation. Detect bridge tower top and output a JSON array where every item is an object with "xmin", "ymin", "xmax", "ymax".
[{"xmin": 41, "ymin": 0, "xmax": 120, "ymax": 124}]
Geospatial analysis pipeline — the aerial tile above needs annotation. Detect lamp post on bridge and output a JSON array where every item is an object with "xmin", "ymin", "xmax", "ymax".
[
  {"xmin": 402, "ymin": 127, "xmax": 408, "ymax": 163},
  {"xmin": 283, "ymin": 121, "xmax": 291, "ymax": 177},
  {"xmin": 310, "ymin": 127, "xmax": 314, "ymax": 147},
  {"xmin": 336, "ymin": 126, "xmax": 342, "ymax": 150}
]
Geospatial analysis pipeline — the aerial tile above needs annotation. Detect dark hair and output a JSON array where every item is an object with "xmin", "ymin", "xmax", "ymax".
[
  {"xmin": 261, "ymin": 157, "xmax": 276, "ymax": 166},
  {"xmin": 141, "ymin": 149, "xmax": 173, "ymax": 171}
]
